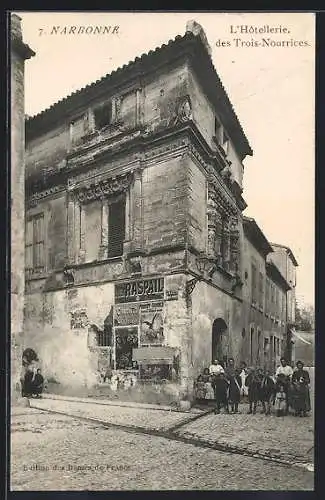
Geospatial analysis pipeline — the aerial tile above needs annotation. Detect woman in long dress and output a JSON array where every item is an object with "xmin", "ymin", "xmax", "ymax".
[{"xmin": 291, "ymin": 360, "xmax": 311, "ymax": 417}]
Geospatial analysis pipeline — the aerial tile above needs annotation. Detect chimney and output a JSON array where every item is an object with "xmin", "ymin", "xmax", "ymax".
[{"xmin": 186, "ymin": 20, "xmax": 212, "ymax": 56}]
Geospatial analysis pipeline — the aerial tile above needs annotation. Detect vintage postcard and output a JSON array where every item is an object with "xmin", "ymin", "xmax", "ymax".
[{"xmin": 9, "ymin": 11, "xmax": 315, "ymax": 491}]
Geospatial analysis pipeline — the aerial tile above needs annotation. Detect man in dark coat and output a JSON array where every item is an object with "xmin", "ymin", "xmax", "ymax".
[
  {"xmin": 246, "ymin": 368, "xmax": 263, "ymax": 414},
  {"xmin": 259, "ymin": 369, "xmax": 276, "ymax": 415},
  {"xmin": 212, "ymin": 372, "xmax": 230, "ymax": 414}
]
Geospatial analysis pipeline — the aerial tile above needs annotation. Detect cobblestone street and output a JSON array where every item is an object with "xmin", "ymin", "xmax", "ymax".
[{"xmin": 10, "ymin": 398, "xmax": 314, "ymax": 491}]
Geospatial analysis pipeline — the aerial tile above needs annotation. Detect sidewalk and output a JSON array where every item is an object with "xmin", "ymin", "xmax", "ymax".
[
  {"xmin": 175, "ymin": 405, "xmax": 314, "ymax": 466},
  {"xmin": 28, "ymin": 395, "xmax": 206, "ymax": 432}
]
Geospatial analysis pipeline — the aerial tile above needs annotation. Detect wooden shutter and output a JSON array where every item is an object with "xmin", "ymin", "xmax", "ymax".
[{"xmin": 108, "ymin": 199, "xmax": 125, "ymax": 257}]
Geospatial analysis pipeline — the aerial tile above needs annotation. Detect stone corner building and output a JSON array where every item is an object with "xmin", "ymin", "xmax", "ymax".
[
  {"xmin": 23, "ymin": 21, "xmax": 297, "ymax": 402},
  {"xmin": 10, "ymin": 13, "xmax": 35, "ymax": 398}
]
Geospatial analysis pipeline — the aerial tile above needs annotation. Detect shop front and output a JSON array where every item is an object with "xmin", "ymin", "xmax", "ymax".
[{"xmin": 105, "ymin": 276, "xmax": 181, "ymax": 400}]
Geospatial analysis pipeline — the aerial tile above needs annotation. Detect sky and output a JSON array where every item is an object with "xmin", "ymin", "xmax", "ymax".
[{"xmin": 16, "ymin": 11, "xmax": 315, "ymax": 308}]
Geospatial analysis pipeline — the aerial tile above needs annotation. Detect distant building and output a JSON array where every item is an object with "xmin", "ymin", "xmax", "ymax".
[
  {"xmin": 23, "ymin": 21, "xmax": 296, "ymax": 402},
  {"xmin": 242, "ymin": 217, "xmax": 290, "ymax": 372},
  {"xmin": 10, "ymin": 13, "xmax": 35, "ymax": 398},
  {"xmin": 268, "ymin": 244, "xmax": 299, "ymax": 363}
]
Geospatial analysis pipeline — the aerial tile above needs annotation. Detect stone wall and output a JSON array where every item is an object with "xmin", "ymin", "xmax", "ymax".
[
  {"xmin": 10, "ymin": 14, "xmax": 34, "ymax": 398},
  {"xmin": 142, "ymin": 157, "xmax": 188, "ymax": 251}
]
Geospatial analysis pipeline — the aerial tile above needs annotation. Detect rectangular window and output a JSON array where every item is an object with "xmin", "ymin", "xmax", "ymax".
[
  {"xmin": 251, "ymin": 263, "xmax": 257, "ymax": 304},
  {"xmin": 108, "ymin": 198, "xmax": 126, "ymax": 258},
  {"xmin": 259, "ymin": 272, "xmax": 264, "ymax": 309},
  {"xmin": 84, "ymin": 200, "xmax": 102, "ymax": 263},
  {"xmin": 94, "ymin": 102, "xmax": 113, "ymax": 129},
  {"xmin": 25, "ymin": 214, "xmax": 45, "ymax": 272}
]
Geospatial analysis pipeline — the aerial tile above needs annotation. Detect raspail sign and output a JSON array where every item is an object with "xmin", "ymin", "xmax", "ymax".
[{"xmin": 115, "ymin": 277, "xmax": 164, "ymax": 303}]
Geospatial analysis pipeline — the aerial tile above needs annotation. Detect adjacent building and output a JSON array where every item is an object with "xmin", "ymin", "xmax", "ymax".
[
  {"xmin": 268, "ymin": 243, "xmax": 299, "ymax": 363},
  {"xmin": 23, "ymin": 21, "xmax": 297, "ymax": 403},
  {"xmin": 10, "ymin": 13, "xmax": 35, "ymax": 399}
]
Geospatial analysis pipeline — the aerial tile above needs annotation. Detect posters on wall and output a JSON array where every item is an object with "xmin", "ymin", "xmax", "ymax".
[
  {"xmin": 114, "ymin": 326, "xmax": 139, "ymax": 370},
  {"xmin": 139, "ymin": 301, "xmax": 164, "ymax": 345}
]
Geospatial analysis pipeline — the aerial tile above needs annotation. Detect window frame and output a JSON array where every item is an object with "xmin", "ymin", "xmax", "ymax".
[{"xmin": 25, "ymin": 213, "xmax": 45, "ymax": 274}]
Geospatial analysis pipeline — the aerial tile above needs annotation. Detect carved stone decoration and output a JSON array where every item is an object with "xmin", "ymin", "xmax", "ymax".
[
  {"xmin": 177, "ymin": 95, "xmax": 193, "ymax": 122},
  {"xmin": 229, "ymin": 217, "xmax": 240, "ymax": 274},
  {"xmin": 63, "ymin": 267, "xmax": 75, "ymax": 285},
  {"xmin": 27, "ymin": 185, "xmax": 65, "ymax": 208},
  {"xmin": 74, "ymin": 172, "xmax": 133, "ymax": 204}
]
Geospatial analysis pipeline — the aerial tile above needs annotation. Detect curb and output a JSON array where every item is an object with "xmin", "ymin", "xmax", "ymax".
[{"xmin": 40, "ymin": 393, "xmax": 197, "ymax": 414}]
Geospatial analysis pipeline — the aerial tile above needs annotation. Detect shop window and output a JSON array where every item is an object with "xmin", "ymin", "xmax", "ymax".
[
  {"xmin": 94, "ymin": 102, "xmax": 113, "ymax": 129},
  {"xmin": 115, "ymin": 327, "xmax": 138, "ymax": 370},
  {"xmin": 108, "ymin": 198, "xmax": 125, "ymax": 258},
  {"xmin": 25, "ymin": 214, "xmax": 45, "ymax": 273}
]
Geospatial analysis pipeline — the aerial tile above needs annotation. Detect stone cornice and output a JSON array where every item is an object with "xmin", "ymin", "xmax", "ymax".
[
  {"xmin": 26, "ymin": 185, "xmax": 66, "ymax": 208},
  {"xmin": 73, "ymin": 171, "xmax": 134, "ymax": 204}
]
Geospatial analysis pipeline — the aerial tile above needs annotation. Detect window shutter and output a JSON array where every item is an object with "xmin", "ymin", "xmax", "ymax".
[{"xmin": 108, "ymin": 199, "xmax": 125, "ymax": 257}]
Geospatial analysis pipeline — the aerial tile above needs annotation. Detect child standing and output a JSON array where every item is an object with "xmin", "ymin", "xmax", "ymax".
[{"xmin": 274, "ymin": 384, "xmax": 287, "ymax": 417}]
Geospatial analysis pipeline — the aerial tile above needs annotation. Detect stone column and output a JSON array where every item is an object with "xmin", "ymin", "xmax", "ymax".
[
  {"xmin": 229, "ymin": 218, "xmax": 240, "ymax": 274},
  {"xmin": 125, "ymin": 189, "xmax": 131, "ymax": 240},
  {"xmin": 10, "ymin": 14, "xmax": 35, "ymax": 401},
  {"xmin": 67, "ymin": 195, "xmax": 75, "ymax": 264},
  {"xmin": 214, "ymin": 210, "xmax": 223, "ymax": 265},
  {"xmin": 74, "ymin": 202, "xmax": 81, "ymax": 263},
  {"xmin": 98, "ymin": 200, "xmax": 109, "ymax": 260},
  {"xmin": 130, "ymin": 170, "xmax": 143, "ymax": 252},
  {"xmin": 79, "ymin": 204, "xmax": 86, "ymax": 263},
  {"xmin": 222, "ymin": 218, "xmax": 231, "ymax": 271},
  {"xmin": 135, "ymin": 88, "xmax": 144, "ymax": 127}
]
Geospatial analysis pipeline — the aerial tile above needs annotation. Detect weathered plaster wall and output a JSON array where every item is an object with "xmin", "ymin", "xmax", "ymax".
[
  {"xmin": 24, "ymin": 282, "xmax": 114, "ymax": 388},
  {"xmin": 190, "ymin": 280, "xmax": 242, "ymax": 375}
]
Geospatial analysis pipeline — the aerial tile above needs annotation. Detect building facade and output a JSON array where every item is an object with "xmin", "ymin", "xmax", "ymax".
[
  {"xmin": 268, "ymin": 244, "xmax": 298, "ymax": 363},
  {"xmin": 10, "ymin": 13, "xmax": 35, "ymax": 398},
  {"xmin": 23, "ymin": 21, "xmax": 295, "ymax": 402}
]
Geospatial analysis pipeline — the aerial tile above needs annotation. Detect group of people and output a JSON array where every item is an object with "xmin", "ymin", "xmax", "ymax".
[
  {"xmin": 194, "ymin": 357, "xmax": 311, "ymax": 417},
  {"xmin": 21, "ymin": 368, "xmax": 45, "ymax": 398}
]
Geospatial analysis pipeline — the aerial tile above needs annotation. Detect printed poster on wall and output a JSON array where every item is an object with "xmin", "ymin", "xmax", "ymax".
[{"xmin": 139, "ymin": 301, "xmax": 164, "ymax": 345}]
